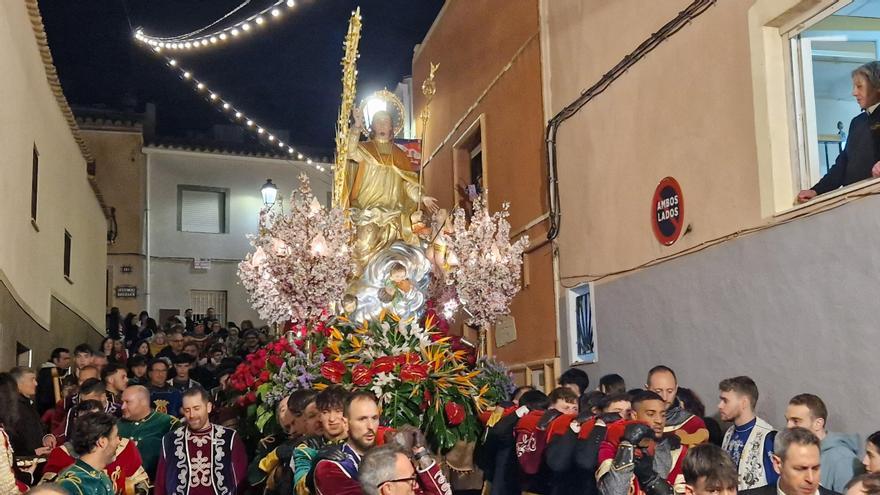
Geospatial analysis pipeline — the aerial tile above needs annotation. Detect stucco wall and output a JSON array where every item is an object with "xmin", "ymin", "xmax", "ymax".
[
  {"xmin": 145, "ymin": 148, "xmax": 332, "ymax": 325},
  {"xmin": 413, "ymin": 0, "xmax": 556, "ymax": 364},
  {"xmin": 83, "ymin": 129, "xmax": 147, "ymax": 315},
  {"xmin": 581, "ymin": 193, "xmax": 880, "ymax": 437},
  {"xmin": 543, "ymin": 0, "xmax": 765, "ymax": 282},
  {"xmin": 0, "ymin": 0, "xmax": 107, "ymax": 352}
]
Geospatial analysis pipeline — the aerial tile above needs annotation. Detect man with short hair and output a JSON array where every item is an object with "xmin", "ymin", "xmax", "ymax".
[
  {"xmin": 238, "ymin": 330, "xmax": 261, "ymax": 357},
  {"xmin": 740, "ymin": 427, "xmax": 839, "ymax": 495},
  {"xmin": 647, "ymin": 366, "xmax": 708, "ymax": 447},
  {"xmin": 147, "ymin": 358, "xmax": 182, "ymax": 417},
  {"xmin": 168, "ymin": 353, "xmax": 201, "ymax": 392},
  {"xmin": 559, "ymin": 368, "xmax": 590, "ymax": 396},
  {"xmin": 359, "ymin": 442, "xmax": 453, "ymax": 495},
  {"xmin": 314, "ymin": 391, "xmax": 451, "ymax": 495},
  {"xmin": 55, "ymin": 411, "xmax": 120, "ymax": 495},
  {"xmin": 599, "ymin": 374, "xmax": 627, "ymax": 395},
  {"xmin": 41, "ymin": 401, "xmax": 149, "ymax": 495},
  {"xmin": 598, "ymin": 390, "xmax": 689, "ymax": 495},
  {"xmin": 37, "ymin": 347, "xmax": 71, "ymax": 414},
  {"xmin": 9, "ymin": 366, "xmax": 55, "ymax": 456},
  {"xmin": 248, "ymin": 394, "xmax": 307, "ymax": 495},
  {"xmin": 154, "ymin": 387, "xmax": 247, "ymax": 495},
  {"xmin": 682, "ymin": 444, "xmax": 738, "ymax": 495},
  {"xmin": 101, "ymin": 364, "xmax": 128, "ymax": 404},
  {"xmin": 292, "ymin": 386, "xmax": 349, "ymax": 493},
  {"xmin": 785, "ymin": 394, "xmax": 859, "ymax": 493},
  {"xmin": 549, "ymin": 387, "xmax": 579, "ymax": 415},
  {"xmin": 73, "ymin": 344, "xmax": 94, "ymax": 380},
  {"xmin": 91, "ymin": 352, "xmax": 108, "ymax": 373},
  {"xmin": 156, "ymin": 330, "xmax": 185, "ymax": 362},
  {"xmin": 56, "ymin": 379, "xmax": 121, "ymax": 442},
  {"xmin": 126, "ymin": 355, "xmax": 148, "ymax": 386},
  {"xmin": 117, "ymin": 385, "xmax": 177, "ymax": 479},
  {"xmin": 719, "ymin": 376, "xmax": 778, "ymax": 491}
]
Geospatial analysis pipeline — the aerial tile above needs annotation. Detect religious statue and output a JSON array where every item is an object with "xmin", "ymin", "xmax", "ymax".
[{"xmin": 343, "ymin": 107, "xmax": 439, "ymax": 273}]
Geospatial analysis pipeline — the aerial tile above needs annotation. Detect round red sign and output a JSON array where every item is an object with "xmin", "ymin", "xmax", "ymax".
[{"xmin": 651, "ymin": 177, "xmax": 684, "ymax": 246}]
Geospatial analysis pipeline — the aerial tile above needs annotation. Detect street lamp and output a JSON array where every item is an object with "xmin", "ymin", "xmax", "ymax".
[{"xmin": 261, "ymin": 178, "xmax": 278, "ymax": 206}]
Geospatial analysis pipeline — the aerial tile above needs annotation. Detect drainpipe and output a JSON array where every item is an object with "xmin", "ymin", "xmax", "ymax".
[
  {"xmin": 545, "ymin": 0, "xmax": 716, "ymax": 241},
  {"xmin": 145, "ymin": 152, "xmax": 151, "ymax": 315}
]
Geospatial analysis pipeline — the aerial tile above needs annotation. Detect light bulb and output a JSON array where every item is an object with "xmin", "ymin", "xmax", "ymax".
[
  {"xmin": 257, "ymin": 128, "xmax": 265, "ymax": 134},
  {"xmin": 271, "ymin": 9, "xmax": 281, "ymax": 17},
  {"xmin": 209, "ymin": 36, "xmax": 218, "ymax": 44},
  {"xmin": 297, "ymin": 153, "xmax": 304, "ymax": 160},
  {"xmin": 287, "ymin": 0, "xmax": 295, "ymax": 7},
  {"xmin": 200, "ymin": 39, "xmax": 208, "ymax": 46},
  {"xmin": 169, "ymin": 59, "xmax": 177, "ymax": 66},
  {"xmin": 153, "ymin": 47, "xmax": 162, "ymax": 53},
  {"xmin": 268, "ymin": 135, "xmax": 275, "ymax": 141},
  {"xmin": 307, "ymin": 159, "xmax": 313, "ymax": 164},
  {"xmin": 278, "ymin": 142, "xmax": 285, "ymax": 148},
  {"xmin": 231, "ymin": 28, "xmax": 240, "ymax": 36},
  {"xmin": 288, "ymin": 147, "xmax": 294, "ymax": 153},
  {"xmin": 158, "ymin": 42, "xmax": 166, "ymax": 48},
  {"xmin": 183, "ymin": 72, "xmax": 191, "ymax": 79},
  {"xmin": 219, "ymin": 33, "xmax": 227, "ymax": 40},
  {"xmin": 222, "ymin": 102, "xmax": 230, "ymax": 110},
  {"xmin": 246, "ymin": 120, "xmax": 254, "ymax": 126},
  {"xmin": 235, "ymin": 112, "xmax": 242, "ymax": 118},
  {"xmin": 209, "ymin": 93, "xmax": 217, "ymax": 100},
  {"xmin": 242, "ymin": 23, "xmax": 251, "ymax": 31},
  {"xmin": 197, "ymin": 82, "xmax": 205, "ymax": 90},
  {"xmin": 255, "ymin": 17, "xmax": 265, "ymax": 25},
  {"xmin": 184, "ymin": 42, "xmax": 192, "ymax": 48}
]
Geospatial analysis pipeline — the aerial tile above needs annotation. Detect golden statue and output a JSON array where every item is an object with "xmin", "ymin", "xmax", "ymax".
[{"xmin": 343, "ymin": 107, "xmax": 438, "ymax": 272}]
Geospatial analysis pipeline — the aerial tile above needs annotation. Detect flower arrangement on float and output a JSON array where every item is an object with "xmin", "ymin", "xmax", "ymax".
[{"xmin": 228, "ymin": 309, "xmax": 515, "ymax": 453}]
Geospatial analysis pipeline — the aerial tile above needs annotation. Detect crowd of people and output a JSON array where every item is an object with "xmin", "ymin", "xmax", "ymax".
[{"xmin": 0, "ymin": 309, "xmax": 878, "ymax": 495}]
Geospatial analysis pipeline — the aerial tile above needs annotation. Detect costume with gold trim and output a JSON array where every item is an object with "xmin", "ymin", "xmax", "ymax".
[
  {"xmin": 55, "ymin": 459, "xmax": 115, "ymax": 495},
  {"xmin": 596, "ymin": 421, "xmax": 688, "ymax": 495},
  {"xmin": 41, "ymin": 438, "xmax": 149, "ymax": 495}
]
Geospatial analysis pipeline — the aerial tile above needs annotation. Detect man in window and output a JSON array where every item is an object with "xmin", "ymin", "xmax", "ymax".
[{"xmin": 798, "ymin": 61, "xmax": 880, "ymax": 203}]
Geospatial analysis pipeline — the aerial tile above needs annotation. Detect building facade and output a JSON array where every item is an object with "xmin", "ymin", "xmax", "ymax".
[
  {"xmin": 413, "ymin": 0, "xmax": 557, "ymax": 385},
  {"xmin": 0, "ymin": 0, "xmax": 108, "ymax": 368},
  {"xmin": 143, "ymin": 145, "xmax": 332, "ymax": 326},
  {"xmin": 543, "ymin": 0, "xmax": 880, "ymax": 435}
]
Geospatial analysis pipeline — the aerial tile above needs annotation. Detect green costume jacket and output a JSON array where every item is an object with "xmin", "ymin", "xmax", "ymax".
[{"xmin": 56, "ymin": 459, "xmax": 114, "ymax": 495}]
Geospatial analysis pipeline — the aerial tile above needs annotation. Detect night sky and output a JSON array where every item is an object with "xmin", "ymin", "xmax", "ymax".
[{"xmin": 39, "ymin": 0, "xmax": 444, "ymax": 151}]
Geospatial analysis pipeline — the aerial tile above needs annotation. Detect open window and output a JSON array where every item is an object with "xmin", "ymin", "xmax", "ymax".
[
  {"xmin": 452, "ymin": 115, "xmax": 487, "ymax": 218},
  {"xmin": 787, "ymin": 1, "xmax": 880, "ymax": 197}
]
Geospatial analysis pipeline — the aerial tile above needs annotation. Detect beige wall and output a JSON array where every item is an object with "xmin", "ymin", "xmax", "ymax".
[
  {"xmin": 0, "ymin": 1, "xmax": 108, "ymax": 366},
  {"xmin": 414, "ymin": 0, "xmax": 556, "ymax": 364},
  {"xmin": 543, "ymin": 0, "xmax": 766, "ymax": 283},
  {"xmin": 83, "ymin": 129, "xmax": 147, "ymax": 315}
]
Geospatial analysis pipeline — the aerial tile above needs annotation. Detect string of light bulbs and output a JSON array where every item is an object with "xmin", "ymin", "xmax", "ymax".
[
  {"xmin": 155, "ymin": 53, "xmax": 328, "ymax": 172},
  {"xmin": 134, "ymin": 0, "xmax": 299, "ymax": 52}
]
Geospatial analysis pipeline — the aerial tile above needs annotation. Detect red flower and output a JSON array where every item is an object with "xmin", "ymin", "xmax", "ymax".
[
  {"xmin": 445, "ymin": 402, "xmax": 465, "ymax": 426},
  {"xmin": 259, "ymin": 370, "xmax": 271, "ymax": 383},
  {"xmin": 403, "ymin": 352, "xmax": 422, "ymax": 364},
  {"xmin": 400, "ymin": 363, "xmax": 429, "ymax": 383},
  {"xmin": 370, "ymin": 356, "xmax": 398, "ymax": 374},
  {"xmin": 246, "ymin": 391, "xmax": 257, "ymax": 404},
  {"xmin": 351, "ymin": 365, "xmax": 373, "ymax": 387},
  {"xmin": 268, "ymin": 356, "xmax": 284, "ymax": 368},
  {"xmin": 320, "ymin": 361, "xmax": 347, "ymax": 384}
]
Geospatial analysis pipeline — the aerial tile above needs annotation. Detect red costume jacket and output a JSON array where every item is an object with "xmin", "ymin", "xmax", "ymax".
[
  {"xmin": 313, "ymin": 444, "xmax": 452, "ymax": 495},
  {"xmin": 597, "ymin": 421, "xmax": 688, "ymax": 495},
  {"xmin": 41, "ymin": 438, "xmax": 148, "ymax": 495}
]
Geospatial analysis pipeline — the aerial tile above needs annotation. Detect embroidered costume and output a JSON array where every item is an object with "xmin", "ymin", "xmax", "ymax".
[
  {"xmin": 117, "ymin": 411, "xmax": 177, "ymax": 479},
  {"xmin": 42, "ymin": 438, "xmax": 149, "ymax": 495},
  {"xmin": 56, "ymin": 459, "xmax": 115, "ymax": 495},
  {"xmin": 721, "ymin": 417, "xmax": 778, "ymax": 490},
  {"xmin": 154, "ymin": 424, "xmax": 247, "ymax": 495}
]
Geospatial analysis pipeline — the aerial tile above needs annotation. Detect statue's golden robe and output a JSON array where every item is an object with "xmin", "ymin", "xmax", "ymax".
[{"xmin": 344, "ymin": 131, "xmax": 421, "ymax": 271}]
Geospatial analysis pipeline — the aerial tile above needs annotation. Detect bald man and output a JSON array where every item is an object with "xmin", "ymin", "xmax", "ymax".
[{"xmin": 117, "ymin": 385, "xmax": 178, "ymax": 478}]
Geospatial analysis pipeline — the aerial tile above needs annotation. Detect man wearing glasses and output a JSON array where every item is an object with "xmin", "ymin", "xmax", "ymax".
[{"xmin": 358, "ymin": 443, "xmax": 452, "ymax": 495}]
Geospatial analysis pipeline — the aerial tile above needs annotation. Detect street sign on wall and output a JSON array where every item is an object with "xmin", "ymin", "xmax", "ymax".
[{"xmin": 652, "ymin": 177, "xmax": 684, "ymax": 246}]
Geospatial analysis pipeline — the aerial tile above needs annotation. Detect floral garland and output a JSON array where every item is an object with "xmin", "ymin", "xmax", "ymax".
[
  {"xmin": 229, "ymin": 310, "xmax": 514, "ymax": 453},
  {"xmin": 238, "ymin": 174, "xmax": 355, "ymax": 324}
]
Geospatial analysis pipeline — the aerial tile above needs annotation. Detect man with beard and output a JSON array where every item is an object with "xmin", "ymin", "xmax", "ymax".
[
  {"xmin": 55, "ymin": 412, "xmax": 120, "ymax": 495},
  {"xmin": 718, "ymin": 376, "xmax": 778, "ymax": 491},
  {"xmin": 598, "ymin": 391, "xmax": 689, "ymax": 495},
  {"xmin": 154, "ymin": 387, "xmax": 247, "ymax": 495},
  {"xmin": 646, "ymin": 366, "xmax": 708, "ymax": 447},
  {"xmin": 312, "ymin": 391, "xmax": 450, "ymax": 495}
]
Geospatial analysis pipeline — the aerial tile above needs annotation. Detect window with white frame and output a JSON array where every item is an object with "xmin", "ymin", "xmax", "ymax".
[
  {"xmin": 787, "ymin": 0, "xmax": 880, "ymax": 196},
  {"xmin": 178, "ymin": 185, "xmax": 229, "ymax": 234}
]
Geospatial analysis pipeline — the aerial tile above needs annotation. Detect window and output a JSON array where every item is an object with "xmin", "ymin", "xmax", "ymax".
[
  {"xmin": 63, "ymin": 230, "xmax": 72, "ymax": 280},
  {"xmin": 190, "ymin": 290, "xmax": 227, "ymax": 325},
  {"xmin": 453, "ymin": 115, "xmax": 487, "ymax": 218},
  {"xmin": 784, "ymin": 0, "xmax": 880, "ymax": 200},
  {"xmin": 31, "ymin": 144, "xmax": 38, "ymax": 225},
  {"xmin": 178, "ymin": 185, "xmax": 229, "ymax": 233}
]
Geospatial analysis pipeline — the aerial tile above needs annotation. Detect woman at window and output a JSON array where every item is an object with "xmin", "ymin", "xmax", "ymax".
[{"xmin": 798, "ymin": 61, "xmax": 880, "ymax": 203}]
